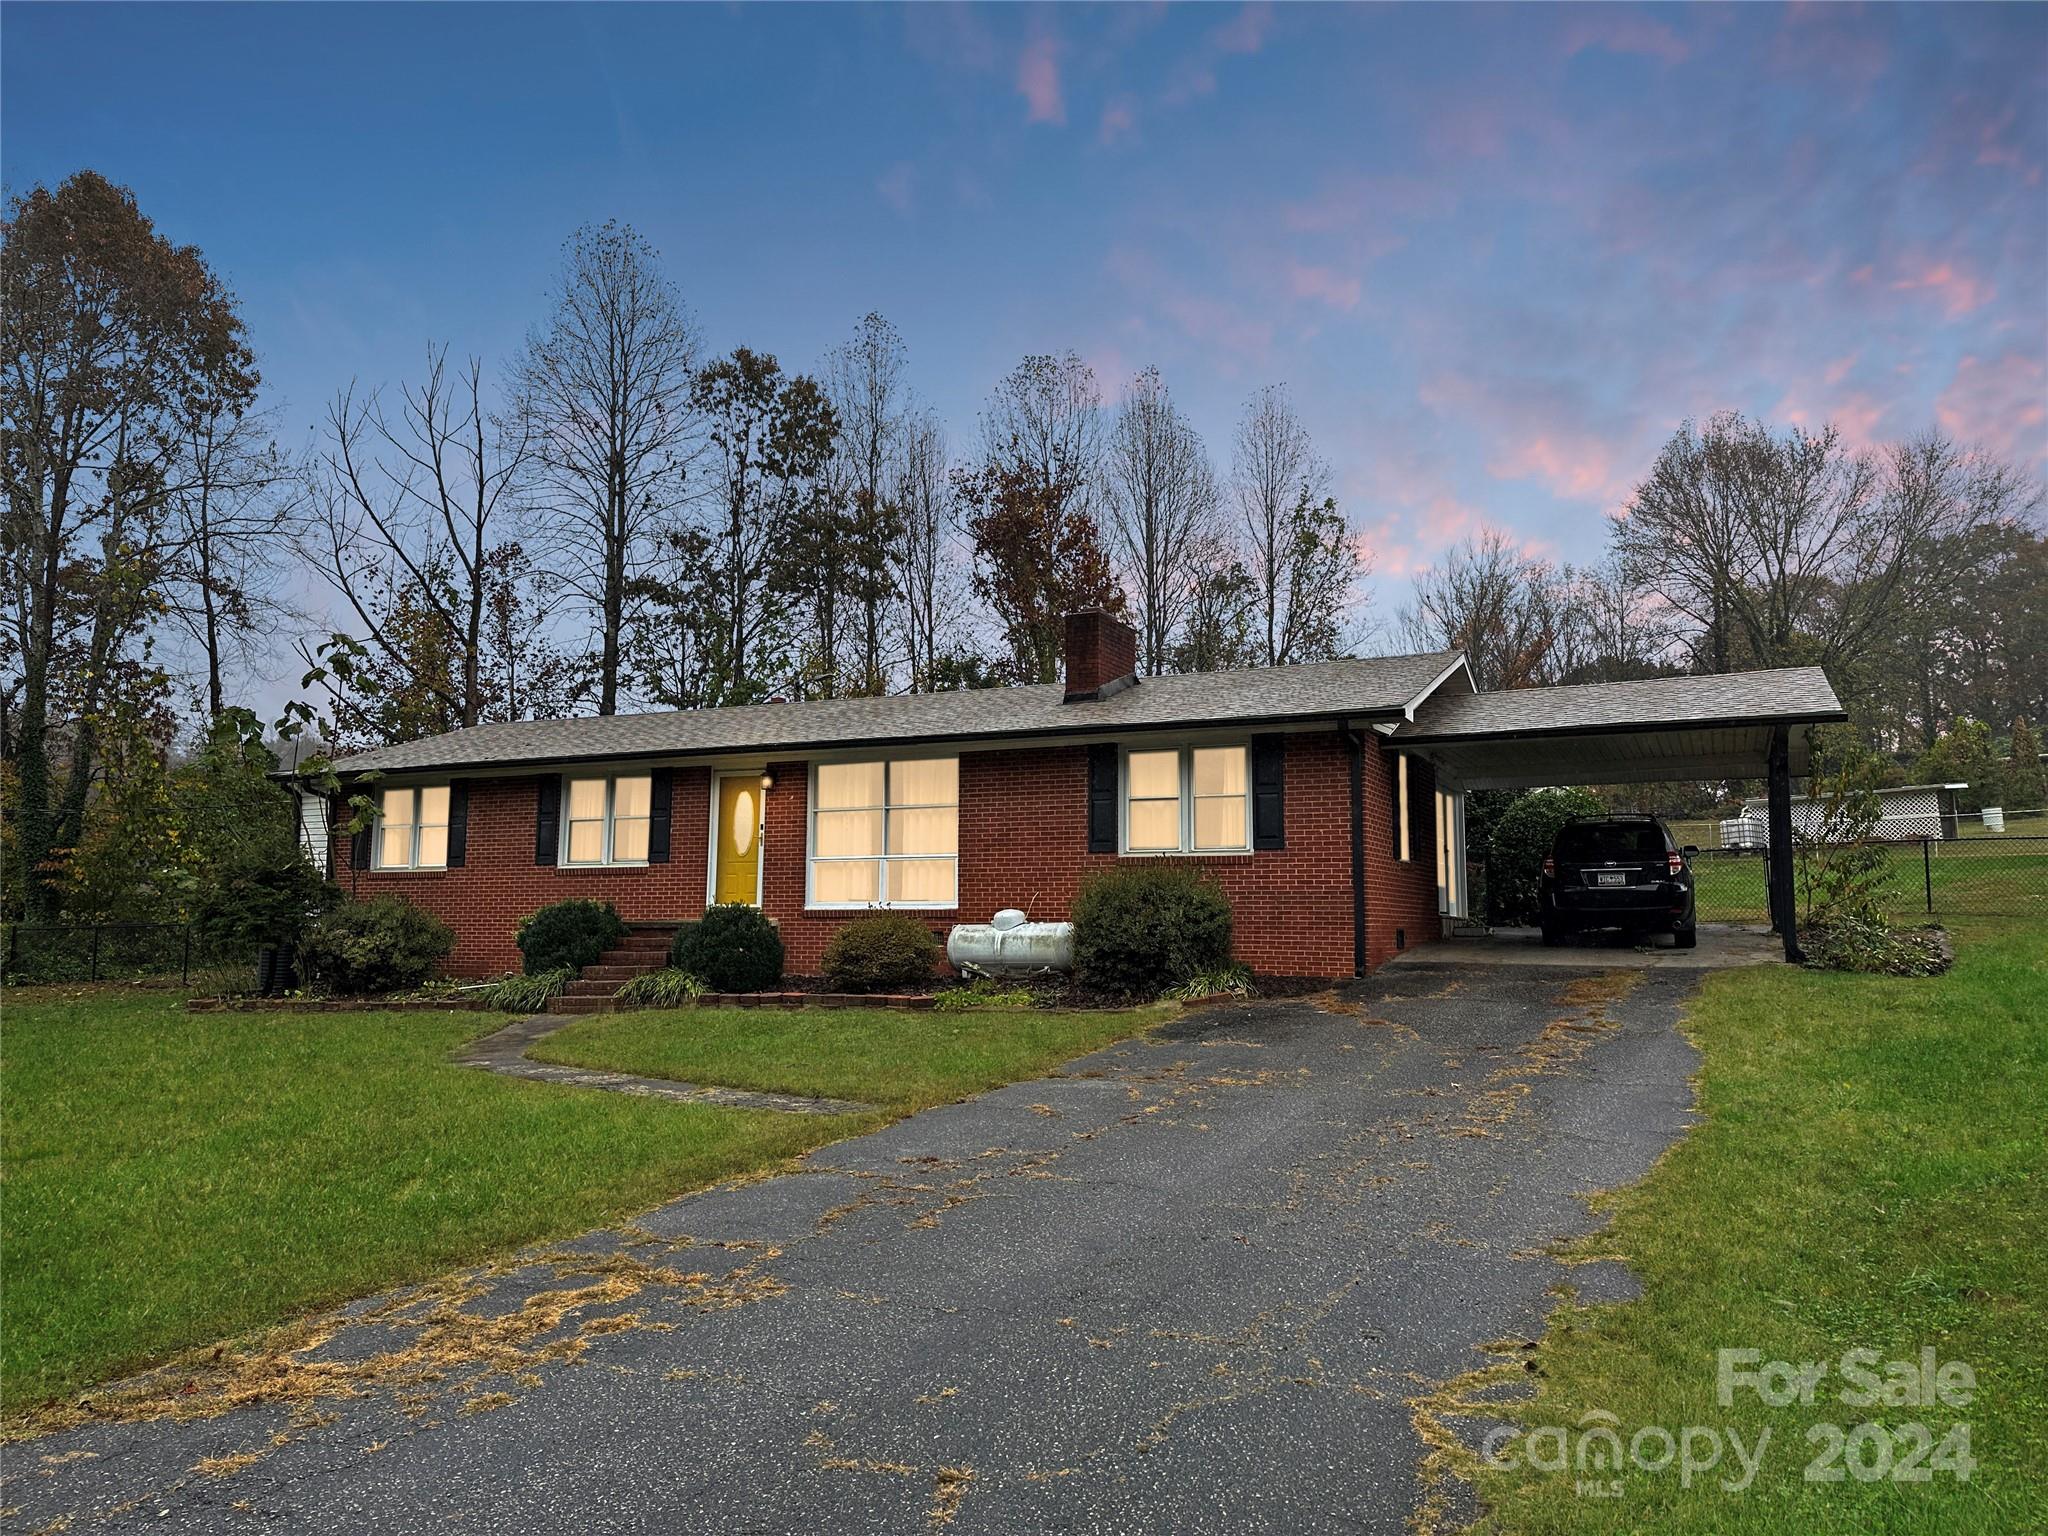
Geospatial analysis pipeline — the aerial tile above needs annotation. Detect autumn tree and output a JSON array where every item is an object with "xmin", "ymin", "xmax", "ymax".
[
  {"xmin": 1104, "ymin": 366, "xmax": 1217, "ymax": 674},
  {"xmin": 963, "ymin": 354, "xmax": 1120, "ymax": 683},
  {"xmin": 960, "ymin": 459, "xmax": 1125, "ymax": 684},
  {"xmin": 1171, "ymin": 550, "xmax": 1261, "ymax": 673},
  {"xmin": 1402, "ymin": 530, "xmax": 1572, "ymax": 691},
  {"xmin": 2, "ymin": 171, "xmax": 258, "ymax": 918},
  {"xmin": 515, "ymin": 222, "xmax": 701, "ymax": 715}
]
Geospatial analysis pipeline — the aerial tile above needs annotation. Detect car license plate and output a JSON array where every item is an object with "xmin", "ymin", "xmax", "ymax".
[{"xmin": 1594, "ymin": 871, "xmax": 1626, "ymax": 887}]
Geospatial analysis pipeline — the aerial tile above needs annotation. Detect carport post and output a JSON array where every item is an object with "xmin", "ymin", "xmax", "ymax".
[{"xmin": 1766, "ymin": 725, "xmax": 1803, "ymax": 963}]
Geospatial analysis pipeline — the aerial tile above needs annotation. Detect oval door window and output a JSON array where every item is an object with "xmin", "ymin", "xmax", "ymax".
[{"xmin": 730, "ymin": 790, "xmax": 756, "ymax": 856}]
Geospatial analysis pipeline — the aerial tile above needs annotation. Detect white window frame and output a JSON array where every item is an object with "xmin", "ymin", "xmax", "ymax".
[
  {"xmin": 1118, "ymin": 743, "xmax": 1253, "ymax": 857},
  {"xmin": 805, "ymin": 756, "xmax": 960, "ymax": 910},
  {"xmin": 372, "ymin": 784, "xmax": 450, "ymax": 871},
  {"xmin": 561, "ymin": 772, "xmax": 653, "ymax": 868}
]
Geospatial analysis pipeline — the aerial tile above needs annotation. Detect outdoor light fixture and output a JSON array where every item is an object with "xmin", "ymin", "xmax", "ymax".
[{"xmin": 760, "ymin": 772, "xmax": 775, "ymax": 791}]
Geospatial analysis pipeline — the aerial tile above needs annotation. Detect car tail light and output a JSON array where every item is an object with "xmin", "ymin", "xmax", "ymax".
[
  {"xmin": 1542, "ymin": 857, "xmax": 1556, "ymax": 877},
  {"xmin": 1667, "ymin": 852, "xmax": 1684, "ymax": 875}
]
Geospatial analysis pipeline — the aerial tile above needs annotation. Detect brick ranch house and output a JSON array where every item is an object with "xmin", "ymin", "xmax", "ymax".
[{"xmin": 308, "ymin": 609, "xmax": 1846, "ymax": 979}]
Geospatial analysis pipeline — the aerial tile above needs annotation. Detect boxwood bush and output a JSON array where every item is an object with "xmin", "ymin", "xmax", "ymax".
[
  {"xmin": 1485, "ymin": 787, "xmax": 1603, "ymax": 926},
  {"xmin": 1071, "ymin": 863, "xmax": 1233, "ymax": 999},
  {"xmin": 671, "ymin": 904, "xmax": 784, "ymax": 993},
  {"xmin": 303, "ymin": 896, "xmax": 454, "ymax": 995},
  {"xmin": 820, "ymin": 913, "xmax": 939, "ymax": 993},
  {"xmin": 516, "ymin": 898, "xmax": 627, "ymax": 976}
]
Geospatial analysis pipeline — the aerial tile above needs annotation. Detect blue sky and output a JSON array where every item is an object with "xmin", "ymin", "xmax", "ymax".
[{"xmin": 6, "ymin": 1, "xmax": 2045, "ymax": 631}]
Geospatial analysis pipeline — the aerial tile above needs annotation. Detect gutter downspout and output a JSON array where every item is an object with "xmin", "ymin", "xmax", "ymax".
[{"xmin": 1340, "ymin": 720, "xmax": 1368, "ymax": 977}]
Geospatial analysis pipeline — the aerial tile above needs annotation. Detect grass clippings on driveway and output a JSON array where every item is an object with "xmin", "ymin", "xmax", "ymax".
[{"xmin": 1456, "ymin": 915, "xmax": 2047, "ymax": 1533}]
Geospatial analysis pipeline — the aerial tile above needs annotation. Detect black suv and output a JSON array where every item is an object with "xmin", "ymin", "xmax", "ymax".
[{"xmin": 1538, "ymin": 815, "xmax": 1698, "ymax": 948}]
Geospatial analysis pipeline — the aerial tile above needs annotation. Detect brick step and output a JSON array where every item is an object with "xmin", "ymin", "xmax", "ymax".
[
  {"xmin": 579, "ymin": 964, "xmax": 644, "ymax": 982},
  {"xmin": 599, "ymin": 947, "xmax": 672, "ymax": 966},
  {"xmin": 562, "ymin": 978, "xmax": 630, "ymax": 997},
  {"xmin": 546, "ymin": 994, "xmax": 618, "ymax": 1015}
]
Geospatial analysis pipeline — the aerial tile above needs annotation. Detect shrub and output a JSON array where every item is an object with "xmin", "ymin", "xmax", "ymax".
[
  {"xmin": 474, "ymin": 967, "xmax": 573, "ymax": 1012},
  {"xmin": 1486, "ymin": 787, "xmax": 1604, "ymax": 926},
  {"xmin": 820, "ymin": 914, "xmax": 940, "ymax": 994},
  {"xmin": 1162, "ymin": 963, "xmax": 1256, "ymax": 1002},
  {"xmin": 1805, "ymin": 917, "xmax": 1949, "ymax": 977},
  {"xmin": 516, "ymin": 899, "xmax": 627, "ymax": 977},
  {"xmin": 671, "ymin": 904, "xmax": 784, "ymax": 992},
  {"xmin": 614, "ymin": 968, "xmax": 708, "ymax": 1008},
  {"xmin": 303, "ymin": 896, "xmax": 454, "ymax": 995},
  {"xmin": 1071, "ymin": 863, "xmax": 1233, "ymax": 999}
]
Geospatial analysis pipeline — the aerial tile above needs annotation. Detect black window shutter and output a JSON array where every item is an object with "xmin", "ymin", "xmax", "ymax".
[
  {"xmin": 648, "ymin": 769, "xmax": 673, "ymax": 864},
  {"xmin": 1086, "ymin": 744, "xmax": 1118, "ymax": 854},
  {"xmin": 1409, "ymin": 757, "xmax": 1434, "ymax": 870},
  {"xmin": 446, "ymin": 782, "xmax": 469, "ymax": 867},
  {"xmin": 1251, "ymin": 734, "xmax": 1286, "ymax": 851},
  {"xmin": 349, "ymin": 813, "xmax": 371, "ymax": 871},
  {"xmin": 534, "ymin": 776, "xmax": 560, "ymax": 866}
]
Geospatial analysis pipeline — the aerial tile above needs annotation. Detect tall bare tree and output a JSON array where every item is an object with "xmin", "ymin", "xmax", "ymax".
[
  {"xmin": 514, "ymin": 222, "xmax": 701, "ymax": 715},
  {"xmin": 1230, "ymin": 384, "xmax": 1332, "ymax": 667},
  {"xmin": 824, "ymin": 313, "xmax": 909, "ymax": 694},
  {"xmin": 303, "ymin": 347, "xmax": 539, "ymax": 732},
  {"xmin": 1402, "ymin": 529, "xmax": 1573, "ymax": 691},
  {"xmin": 161, "ymin": 400, "xmax": 300, "ymax": 719},
  {"xmin": 981, "ymin": 352, "xmax": 1103, "ymax": 519},
  {"xmin": 1104, "ymin": 366, "xmax": 1217, "ymax": 674},
  {"xmin": 892, "ymin": 408, "xmax": 965, "ymax": 692},
  {"xmin": 2, "ymin": 171, "xmax": 257, "ymax": 918}
]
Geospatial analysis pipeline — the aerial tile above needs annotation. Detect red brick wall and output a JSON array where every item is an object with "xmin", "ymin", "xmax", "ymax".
[{"xmin": 334, "ymin": 729, "xmax": 1444, "ymax": 980}]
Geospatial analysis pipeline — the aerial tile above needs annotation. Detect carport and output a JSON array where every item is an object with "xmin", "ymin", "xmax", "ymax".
[{"xmin": 1393, "ymin": 667, "xmax": 1848, "ymax": 963}]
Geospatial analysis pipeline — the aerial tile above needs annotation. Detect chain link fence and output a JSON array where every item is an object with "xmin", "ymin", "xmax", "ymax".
[
  {"xmin": 1, "ymin": 923, "xmax": 260, "ymax": 994},
  {"xmin": 1686, "ymin": 836, "xmax": 2048, "ymax": 922}
]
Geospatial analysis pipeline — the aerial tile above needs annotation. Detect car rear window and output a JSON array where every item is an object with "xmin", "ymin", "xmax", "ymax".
[{"xmin": 1555, "ymin": 823, "xmax": 1668, "ymax": 861}]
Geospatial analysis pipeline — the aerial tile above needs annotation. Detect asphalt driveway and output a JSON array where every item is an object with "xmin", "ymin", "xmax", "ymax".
[{"xmin": 7, "ymin": 963, "xmax": 1702, "ymax": 1534}]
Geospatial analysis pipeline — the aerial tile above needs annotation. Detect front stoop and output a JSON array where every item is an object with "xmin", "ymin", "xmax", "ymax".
[{"xmin": 545, "ymin": 925, "xmax": 676, "ymax": 1015}]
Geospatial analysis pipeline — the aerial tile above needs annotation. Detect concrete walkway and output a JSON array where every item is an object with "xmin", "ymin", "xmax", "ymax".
[
  {"xmin": 455, "ymin": 1013, "xmax": 875, "ymax": 1115},
  {"xmin": 8, "ymin": 963, "xmax": 1703, "ymax": 1534}
]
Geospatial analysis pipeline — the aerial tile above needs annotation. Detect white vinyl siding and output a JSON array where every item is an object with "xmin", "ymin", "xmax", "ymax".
[
  {"xmin": 809, "ymin": 757, "xmax": 958, "ymax": 908},
  {"xmin": 375, "ymin": 785, "xmax": 449, "ymax": 870},
  {"xmin": 564, "ymin": 774, "xmax": 652, "ymax": 866},
  {"xmin": 1120, "ymin": 745, "xmax": 1250, "ymax": 855}
]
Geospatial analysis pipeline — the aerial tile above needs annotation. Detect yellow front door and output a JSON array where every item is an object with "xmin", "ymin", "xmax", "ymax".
[{"xmin": 714, "ymin": 777, "xmax": 761, "ymax": 905}]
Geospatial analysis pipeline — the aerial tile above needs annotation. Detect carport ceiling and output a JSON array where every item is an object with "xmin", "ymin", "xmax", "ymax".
[{"xmin": 1393, "ymin": 667, "xmax": 1846, "ymax": 791}]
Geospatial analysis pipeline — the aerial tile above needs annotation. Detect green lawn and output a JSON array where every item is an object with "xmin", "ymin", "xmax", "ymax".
[
  {"xmin": 1456, "ymin": 915, "xmax": 2047, "ymax": 1533},
  {"xmin": 530, "ymin": 1000, "xmax": 1169, "ymax": 1115},
  {"xmin": 1, "ymin": 987, "xmax": 1158, "ymax": 1419}
]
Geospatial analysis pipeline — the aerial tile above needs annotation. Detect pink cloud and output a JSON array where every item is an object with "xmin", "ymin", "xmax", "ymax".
[
  {"xmin": 1488, "ymin": 434, "xmax": 1622, "ymax": 503},
  {"xmin": 1212, "ymin": 3, "xmax": 1273, "ymax": 57},
  {"xmin": 1560, "ymin": 12, "xmax": 1690, "ymax": 65},
  {"xmin": 1017, "ymin": 30, "xmax": 1064, "ymax": 125},
  {"xmin": 1099, "ymin": 96, "xmax": 1136, "ymax": 145},
  {"xmin": 1823, "ymin": 352, "xmax": 1858, "ymax": 387},
  {"xmin": 1890, "ymin": 259, "xmax": 1994, "ymax": 318},
  {"xmin": 1938, "ymin": 352, "xmax": 2048, "ymax": 466},
  {"xmin": 1287, "ymin": 262, "xmax": 1362, "ymax": 311}
]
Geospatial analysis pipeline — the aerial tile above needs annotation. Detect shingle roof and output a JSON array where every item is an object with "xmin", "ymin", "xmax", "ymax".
[
  {"xmin": 1394, "ymin": 666, "xmax": 1844, "ymax": 742},
  {"xmin": 328, "ymin": 651, "xmax": 1466, "ymax": 775}
]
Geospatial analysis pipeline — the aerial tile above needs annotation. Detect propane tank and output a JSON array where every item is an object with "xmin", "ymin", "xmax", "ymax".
[{"xmin": 946, "ymin": 911, "xmax": 1075, "ymax": 975}]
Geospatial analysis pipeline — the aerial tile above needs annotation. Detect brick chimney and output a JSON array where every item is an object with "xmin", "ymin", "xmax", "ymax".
[{"xmin": 1063, "ymin": 608, "xmax": 1139, "ymax": 702}]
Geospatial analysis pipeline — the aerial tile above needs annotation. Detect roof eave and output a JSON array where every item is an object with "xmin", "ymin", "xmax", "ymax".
[
  {"xmin": 1400, "ymin": 708, "xmax": 1850, "ymax": 747},
  {"xmin": 324, "ymin": 703, "xmax": 1418, "ymax": 779}
]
